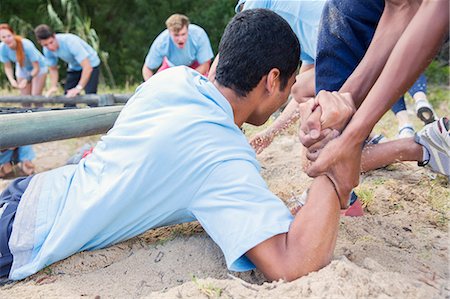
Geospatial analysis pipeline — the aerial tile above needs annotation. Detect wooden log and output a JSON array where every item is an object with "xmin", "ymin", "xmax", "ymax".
[
  {"xmin": 0, "ymin": 106, "xmax": 123, "ymax": 149},
  {"xmin": 0, "ymin": 94, "xmax": 133, "ymax": 106}
]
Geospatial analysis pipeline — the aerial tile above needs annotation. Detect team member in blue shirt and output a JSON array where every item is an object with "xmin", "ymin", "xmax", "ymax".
[
  {"xmin": 0, "ymin": 23, "xmax": 46, "ymax": 177},
  {"xmin": 142, "ymin": 14, "xmax": 214, "ymax": 81},
  {"xmin": 1, "ymin": 8, "xmax": 447, "ymax": 284},
  {"xmin": 34, "ymin": 24, "xmax": 101, "ymax": 103}
]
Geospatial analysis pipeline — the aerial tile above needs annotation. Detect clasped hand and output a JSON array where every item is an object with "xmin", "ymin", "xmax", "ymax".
[{"xmin": 298, "ymin": 91, "xmax": 361, "ymax": 209}]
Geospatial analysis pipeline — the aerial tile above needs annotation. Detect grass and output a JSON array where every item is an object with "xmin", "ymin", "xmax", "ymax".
[
  {"xmin": 355, "ymin": 186, "xmax": 374, "ymax": 208},
  {"xmin": 192, "ymin": 275, "xmax": 223, "ymax": 298}
]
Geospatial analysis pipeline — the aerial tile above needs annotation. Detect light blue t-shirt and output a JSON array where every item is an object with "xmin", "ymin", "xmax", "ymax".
[
  {"xmin": 0, "ymin": 38, "xmax": 47, "ymax": 72},
  {"xmin": 43, "ymin": 33, "xmax": 100, "ymax": 71},
  {"xmin": 240, "ymin": 0, "xmax": 326, "ymax": 65},
  {"xmin": 144, "ymin": 24, "xmax": 214, "ymax": 69},
  {"xmin": 8, "ymin": 67, "xmax": 293, "ymax": 280}
]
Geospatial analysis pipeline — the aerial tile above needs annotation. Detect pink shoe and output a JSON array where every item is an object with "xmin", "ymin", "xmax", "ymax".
[{"xmin": 341, "ymin": 198, "xmax": 364, "ymax": 217}]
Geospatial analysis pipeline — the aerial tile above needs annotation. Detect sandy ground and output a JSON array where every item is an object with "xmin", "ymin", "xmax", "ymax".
[{"xmin": 0, "ymin": 126, "xmax": 449, "ymax": 298}]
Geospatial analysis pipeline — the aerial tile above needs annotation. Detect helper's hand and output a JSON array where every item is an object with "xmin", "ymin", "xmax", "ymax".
[
  {"xmin": 305, "ymin": 133, "xmax": 363, "ymax": 209},
  {"xmin": 45, "ymin": 86, "xmax": 58, "ymax": 97},
  {"xmin": 66, "ymin": 87, "xmax": 81, "ymax": 98},
  {"xmin": 249, "ymin": 129, "xmax": 275, "ymax": 154},
  {"xmin": 299, "ymin": 91, "xmax": 355, "ymax": 152}
]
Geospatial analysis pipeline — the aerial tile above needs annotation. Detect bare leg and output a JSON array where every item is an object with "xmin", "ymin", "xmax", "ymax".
[
  {"xmin": 18, "ymin": 78, "xmax": 31, "ymax": 108},
  {"xmin": 361, "ymin": 137, "xmax": 423, "ymax": 172},
  {"xmin": 246, "ymin": 175, "xmax": 339, "ymax": 281},
  {"xmin": 31, "ymin": 73, "xmax": 47, "ymax": 108}
]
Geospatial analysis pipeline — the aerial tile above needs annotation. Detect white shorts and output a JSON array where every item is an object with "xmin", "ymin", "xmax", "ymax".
[{"xmin": 15, "ymin": 65, "xmax": 48, "ymax": 81}]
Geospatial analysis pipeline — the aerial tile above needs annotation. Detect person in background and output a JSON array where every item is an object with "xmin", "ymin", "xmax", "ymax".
[
  {"xmin": 142, "ymin": 14, "xmax": 214, "ymax": 81},
  {"xmin": 34, "ymin": 24, "xmax": 100, "ymax": 106},
  {"xmin": 0, "ymin": 23, "xmax": 46, "ymax": 177},
  {"xmin": 391, "ymin": 73, "xmax": 437, "ymax": 138}
]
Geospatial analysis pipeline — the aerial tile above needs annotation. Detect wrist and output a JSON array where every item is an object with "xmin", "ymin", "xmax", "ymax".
[
  {"xmin": 75, "ymin": 84, "xmax": 83, "ymax": 91},
  {"xmin": 341, "ymin": 118, "xmax": 371, "ymax": 146}
]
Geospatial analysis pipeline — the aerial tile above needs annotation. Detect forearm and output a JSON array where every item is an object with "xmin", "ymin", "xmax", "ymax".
[
  {"xmin": 340, "ymin": 0, "xmax": 420, "ymax": 107},
  {"xmin": 30, "ymin": 62, "xmax": 40, "ymax": 78},
  {"xmin": 77, "ymin": 66, "xmax": 93, "ymax": 89},
  {"xmin": 142, "ymin": 65, "xmax": 153, "ymax": 81},
  {"xmin": 195, "ymin": 60, "xmax": 211, "ymax": 75},
  {"xmin": 246, "ymin": 175, "xmax": 340, "ymax": 281},
  {"xmin": 49, "ymin": 67, "xmax": 59, "ymax": 88},
  {"xmin": 344, "ymin": 0, "xmax": 449, "ymax": 143},
  {"xmin": 267, "ymin": 99, "xmax": 300, "ymax": 135}
]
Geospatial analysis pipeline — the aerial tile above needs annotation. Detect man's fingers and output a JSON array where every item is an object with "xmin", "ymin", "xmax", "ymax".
[
  {"xmin": 306, "ymin": 129, "xmax": 339, "ymax": 153},
  {"xmin": 305, "ymin": 150, "xmax": 320, "ymax": 161},
  {"xmin": 298, "ymin": 99, "xmax": 316, "ymax": 125}
]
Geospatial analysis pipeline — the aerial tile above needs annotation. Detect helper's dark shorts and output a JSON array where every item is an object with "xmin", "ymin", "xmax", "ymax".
[
  {"xmin": 64, "ymin": 65, "xmax": 101, "ymax": 107},
  {"xmin": 0, "ymin": 176, "xmax": 33, "ymax": 278},
  {"xmin": 315, "ymin": 0, "xmax": 384, "ymax": 93}
]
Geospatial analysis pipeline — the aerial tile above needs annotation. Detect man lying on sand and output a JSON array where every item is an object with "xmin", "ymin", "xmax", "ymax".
[{"xmin": 0, "ymin": 9, "xmax": 449, "ymax": 283}]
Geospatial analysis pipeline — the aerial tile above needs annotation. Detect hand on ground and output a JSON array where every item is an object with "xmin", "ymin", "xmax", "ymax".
[
  {"xmin": 45, "ymin": 86, "xmax": 58, "ymax": 97},
  {"xmin": 66, "ymin": 88, "xmax": 81, "ymax": 98}
]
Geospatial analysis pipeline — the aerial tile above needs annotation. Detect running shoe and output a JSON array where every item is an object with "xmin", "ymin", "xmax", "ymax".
[
  {"xmin": 415, "ymin": 99, "xmax": 437, "ymax": 125},
  {"xmin": 415, "ymin": 117, "xmax": 450, "ymax": 176}
]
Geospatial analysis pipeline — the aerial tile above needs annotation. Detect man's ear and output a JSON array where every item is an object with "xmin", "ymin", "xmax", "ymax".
[{"xmin": 265, "ymin": 68, "xmax": 281, "ymax": 95}]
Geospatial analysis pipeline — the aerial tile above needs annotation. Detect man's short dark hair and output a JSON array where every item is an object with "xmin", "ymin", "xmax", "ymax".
[
  {"xmin": 34, "ymin": 24, "xmax": 55, "ymax": 40},
  {"xmin": 216, "ymin": 9, "xmax": 300, "ymax": 97}
]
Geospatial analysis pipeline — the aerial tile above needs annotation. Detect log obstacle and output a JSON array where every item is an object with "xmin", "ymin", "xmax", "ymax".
[
  {"xmin": 0, "ymin": 94, "xmax": 132, "ymax": 106},
  {"xmin": 0, "ymin": 106, "xmax": 123, "ymax": 149}
]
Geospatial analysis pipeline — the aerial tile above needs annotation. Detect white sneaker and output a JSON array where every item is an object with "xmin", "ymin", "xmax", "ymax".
[
  {"xmin": 415, "ymin": 117, "xmax": 450, "ymax": 177},
  {"xmin": 397, "ymin": 124, "xmax": 415, "ymax": 139},
  {"xmin": 415, "ymin": 99, "xmax": 437, "ymax": 125}
]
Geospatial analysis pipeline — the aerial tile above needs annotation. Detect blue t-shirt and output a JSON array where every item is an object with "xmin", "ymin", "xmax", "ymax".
[
  {"xmin": 144, "ymin": 24, "xmax": 214, "ymax": 69},
  {"xmin": 240, "ymin": 0, "xmax": 326, "ymax": 65},
  {"xmin": 0, "ymin": 38, "xmax": 47, "ymax": 72},
  {"xmin": 8, "ymin": 67, "xmax": 293, "ymax": 280},
  {"xmin": 43, "ymin": 33, "xmax": 100, "ymax": 71}
]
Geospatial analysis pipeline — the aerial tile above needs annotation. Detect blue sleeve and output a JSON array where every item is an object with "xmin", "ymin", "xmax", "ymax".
[
  {"xmin": 43, "ymin": 48, "xmax": 58, "ymax": 67},
  {"xmin": 22, "ymin": 39, "xmax": 40, "ymax": 63},
  {"xmin": 301, "ymin": 53, "xmax": 314, "ymax": 66},
  {"xmin": 68, "ymin": 36, "xmax": 90, "ymax": 65},
  {"xmin": 242, "ymin": 0, "xmax": 270, "ymax": 10},
  {"xmin": 194, "ymin": 29, "xmax": 214, "ymax": 64},
  {"xmin": 191, "ymin": 159, "xmax": 292, "ymax": 272},
  {"xmin": 145, "ymin": 33, "xmax": 166, "ymax": 69},
  {"xmin": 0, "ymin": 45, "xmax": 10, "ymax": 63}
]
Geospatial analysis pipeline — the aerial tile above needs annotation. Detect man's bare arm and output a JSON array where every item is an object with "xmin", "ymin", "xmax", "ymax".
[
  {"xmin": 195, "ymin": 60, "xmax": 211, "ymax": 75},
  {"xmin": 342, "ymin": 0, "xmax": 449, "ymax": 144},
  {"xmin": 246, "ymin": 176, "xmax": 340, "ymax": 281}
]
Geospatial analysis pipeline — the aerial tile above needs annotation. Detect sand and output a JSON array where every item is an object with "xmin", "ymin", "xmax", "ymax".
[{"xmin": 0, "ymin": 132, "xmax": 448, "ymax": 298}]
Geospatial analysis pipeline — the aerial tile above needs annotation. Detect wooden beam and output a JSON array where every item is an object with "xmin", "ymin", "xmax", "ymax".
[
  {"xmin": 0, "ymin": 94, "xmax": 132, "ymax": 106},
  {"xmin": 0, "ymin": 106, "xmax": 123, "ymax": 149}
]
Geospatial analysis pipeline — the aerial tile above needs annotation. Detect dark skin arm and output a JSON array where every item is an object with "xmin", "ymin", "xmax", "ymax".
[{"xmin": 305, "ymin": 0, "xmax": 449, "ymax": 206}]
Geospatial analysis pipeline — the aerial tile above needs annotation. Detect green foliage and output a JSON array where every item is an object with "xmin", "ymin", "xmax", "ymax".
[
  {"xmin": 46, "ymin": 0, "xmax": 116, "ymax": 86},
  {"xmin": 425, "ymin": 60, "xmax": 450, "ymax": 86},
  {"xmin": 2, "ymin": 0, "xmax": 445, "ymax": 89}
]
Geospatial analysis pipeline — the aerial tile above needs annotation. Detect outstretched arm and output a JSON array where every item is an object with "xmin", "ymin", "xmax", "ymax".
[{"xmin": 246, "ymin": 175, "xmax": 340, "ymax": 281}]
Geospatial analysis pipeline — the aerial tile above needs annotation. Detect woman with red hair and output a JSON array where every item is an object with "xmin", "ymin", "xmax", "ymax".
[{"xmin": 0, "ymin": 24, "xmax": 46, "ymax": 177}]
